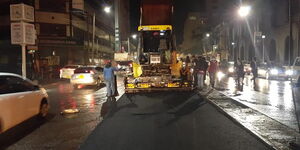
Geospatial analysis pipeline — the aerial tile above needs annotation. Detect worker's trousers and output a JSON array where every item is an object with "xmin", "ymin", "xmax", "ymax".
[
  {"xmin": 105, "ymin": 79, "xmax": 116, "ymax": 97},
  {"xmin": 197, "ymin": 72, "xmax": 204, "ymax": 89}
]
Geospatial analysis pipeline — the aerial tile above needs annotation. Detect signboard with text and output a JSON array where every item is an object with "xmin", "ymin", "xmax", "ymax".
[
  {"xmin": 11, "ymin": 22, "xmax": 36, "ymax": 45},
  {"xmin": 10, "ymin": 23, "xmax": 23, "ymax": 44},
  {"xmin": 10, "ymin": 4, "xmax": 34, "ymax": 22}
]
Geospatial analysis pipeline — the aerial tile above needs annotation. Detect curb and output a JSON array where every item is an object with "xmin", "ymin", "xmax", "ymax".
[{"xmin": 198, "ymin": 88, "xmax": 300, "ymax": 150}]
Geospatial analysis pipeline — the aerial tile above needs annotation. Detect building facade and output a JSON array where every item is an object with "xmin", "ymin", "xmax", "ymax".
[
  {"xmin": 209, "ymin": 0, "xmax": 300, "ymax": 65},
  {"xmin": 0, "ymin": 0, "xmax": 130, "ymax": 78}
]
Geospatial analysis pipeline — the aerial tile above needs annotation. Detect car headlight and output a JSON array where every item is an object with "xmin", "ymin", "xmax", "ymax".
[
  {"xmin": 285, "ymin": 70, "xmax": 293, "ymax": 76},
  {"xmin": 270, "ymin": 69, "xmax": 278, "ymax": 75},
  {"xmin": 217, "ymin": 71, "xmax": 225, "ymax": 79},
  {"xmin": 190, "ymin": 68, "xmax": 194, "ymax": 73},
  {"xmin": 228, "ymin": 67, "xmax": 234, "ymax": 73}
]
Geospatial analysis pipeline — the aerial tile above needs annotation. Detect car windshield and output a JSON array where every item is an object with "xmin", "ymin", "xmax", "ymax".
[{"xmin": 74, "ymin": 67, "xmax": 94, "ymax": 73}]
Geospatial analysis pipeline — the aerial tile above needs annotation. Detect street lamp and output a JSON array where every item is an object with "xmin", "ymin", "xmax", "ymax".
[
  {"xmin": 262, "ymin": 35, "xmax": 266, "ymax": 63},
  {"xmin": 104, "ymin": 6, "xmax": 111, "ymax": 13},
  {"xmin": 237, "ymin": 5, "xmax": 251, "ymax": 61},
  {"xmin": 238, "ymin": 5, "xmax": 251, "ymax": 17},
  {"xmin": 206, "ymin": 33, "xmax": 210, "ymax": 37},
  {"xmin": 128, "ymin": 34, "xmax": 138, "ymax": 54},
  {"xmin": 132, "ymin": 34, "xmax": 137, "ymax": 39},
  {"xmin": 231, "ymin": 42, "xmax": 235, "ymax": 61}
]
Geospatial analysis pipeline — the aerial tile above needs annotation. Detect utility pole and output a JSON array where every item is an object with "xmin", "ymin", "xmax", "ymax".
[
  {"xmin": 92, "ymin": 12, "xmax": 95, "ymax": 64},
  {"xmin": 114, "ymin": 0, "xmax": 120, "ymax": 52},
  {"xmin": 128, "ymin": 37, "xmax": 130, "ymax": 54},
  {"xmin": 289, "ymin": 0, "xmax": 293, "ymax": 66}
]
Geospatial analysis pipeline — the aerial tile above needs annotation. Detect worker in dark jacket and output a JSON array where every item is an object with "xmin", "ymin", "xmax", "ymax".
[
  {"xmin": 235, "ymin": 58, "xmax": 244, "ymax": 91},
  {"xmin": 208, "ymin": 57, "xmax": 218, "ymax": 88},
  {"xmin": 250, "ymin": 57, "xmax": 258, "ymax": 89}
]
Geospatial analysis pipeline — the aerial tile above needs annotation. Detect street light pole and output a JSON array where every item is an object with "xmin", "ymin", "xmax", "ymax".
[
  {"xmin": 92, "ymin": 12, "xmax": 95, "ymax": 63},
  {"xmin": 289, "ymin": 0, "xmax": 293, "ymax": 65},
  {"xmin": 238, "ymin": 5, "xmax": 251, "ymax": 61},
  {"xmin": 114, "ymin": 0, "xmax": 120, "ymax": 52},
  {"xmin": 262, "ymin": 35, "xmax": 266, "ymax": 63},
  {"xmin": 127, "ymin": 37, "xmax": 130, "ymax": 54}
]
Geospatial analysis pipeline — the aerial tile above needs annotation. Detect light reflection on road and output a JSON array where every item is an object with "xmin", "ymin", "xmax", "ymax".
[
  {"xmin": 47, "ymin": 77, "xmax": 125, "ymax": 114},
  {"xmin": 219, "ymin": 76, "xmax": 298, "ymax": 131}
]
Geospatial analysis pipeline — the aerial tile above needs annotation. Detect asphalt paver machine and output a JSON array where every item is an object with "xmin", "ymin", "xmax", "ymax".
[{"xmin": 124, "ymin": 0, "xmax": 193, "ymax": 93}]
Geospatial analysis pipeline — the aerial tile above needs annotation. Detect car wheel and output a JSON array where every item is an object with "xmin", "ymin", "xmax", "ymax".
[{"xmin": 38, "ymin": 99, "xmax": 49, "ymax": 118}]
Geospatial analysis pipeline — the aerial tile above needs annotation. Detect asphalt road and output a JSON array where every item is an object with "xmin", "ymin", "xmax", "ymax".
[
  {"xmin": 1, "ymin": 79, "xmax": 120, "ymax": 150},
  {"xmin": 80, "ymin": 91, "xmax": 271, "ymax": 150},
  {"xmin": 1, "ymin": 77, "xmax": 271, "ymax": 150}
]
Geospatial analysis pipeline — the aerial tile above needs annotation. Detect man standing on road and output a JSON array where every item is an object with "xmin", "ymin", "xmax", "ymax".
[
  {"xmin": 250, "ymin": 57, "xmax": 258, "ymax": 90},
  {"xmin": 104, "ymin": 61, "xmax": 118, "ymax": 100},
  {"xmin": 235, "ymin": 58, "xmax": 244, "ymax": 91},
  {"xmin": 192, "ymin": 55, "xmax": 198, "ymax": 87},
  {"xmin": 208, "ymin": 57, "xmax": 218, "ymax": 88},
  {"xmin": 196, "ymin": 56, "xmax": 208, "ymax": 90}
]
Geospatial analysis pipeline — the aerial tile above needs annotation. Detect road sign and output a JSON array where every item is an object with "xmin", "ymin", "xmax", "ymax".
[
  {"xmin": 10, "ymin": 23, "xmax": 23, "ymax": 44},
  {"xmin": 10, "ymin": 4, "xmax": 34, "ymax": 22},
  {"xmin": 11, "ymin": 22, "xmax": 36, "ymax": 45},
  {"xmin": 10, "ymin": 3, "xmax": 35, "ymax": 78},
  {"xmin": 24, "ymin": 23, "xmax": 35, "ymax": 45}
]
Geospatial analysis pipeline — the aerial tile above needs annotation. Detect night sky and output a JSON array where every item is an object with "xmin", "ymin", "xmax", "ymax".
[{"xmin": 129, "ymin": 0, "xmax": 205, "ymax": 44}]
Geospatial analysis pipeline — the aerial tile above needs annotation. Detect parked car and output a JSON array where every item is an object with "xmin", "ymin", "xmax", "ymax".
[
  {"xmin": 0, "ymin": 73, "xmax": 49, "ymax": 133},
  {"xmin": 291, "ymin": 57, "xmax": 300, "ymax": 84},
  {"xmin": 257, "ymin": 63, "xmax": 290, "ymax": 80},
  {"xmin": 60, "ymin": 65, "xmax": 82, "ymax": 79},
  {"xmin": 70, "ymin": 66, "xmax": 104, "ymax": 88}
]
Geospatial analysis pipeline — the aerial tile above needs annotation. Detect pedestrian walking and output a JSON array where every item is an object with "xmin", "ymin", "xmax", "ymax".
[
  {"xmin": 203, "ymin": 57, "xmax": 209, "ymax": 83},
  {"xmin": 235, "ymin": 58, "xmax": 244, "ymax": 91},
  {"xmin": 208, "ymin": 57, "xmax": 218, "ymax": 88},
  {"xmin": 192, "ymin": 55, "xmax": 198, "ymax": 87},
  {"xmin": 196, "ymin": 56, "xmax": 208, "ymax": 90},
  {"xmin": 104, "ymin": 61, "xmax": 118, "ymax": 100},
  {"xmin": 250, "ymin": 57, "xmax": 258, "ymax": 90}
]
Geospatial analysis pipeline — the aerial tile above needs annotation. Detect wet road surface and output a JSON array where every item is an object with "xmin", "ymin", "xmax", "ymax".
[
  {"xmin": 217, "ymin": 75, "xmax": 298, "ymax": 131},
  {"xmin": 1, "ymin": 78, "xmax": 124, "ymax": 150},
  {"xmin": 80, "ymin": 91, "xmax": 270, "ymax": 150}
]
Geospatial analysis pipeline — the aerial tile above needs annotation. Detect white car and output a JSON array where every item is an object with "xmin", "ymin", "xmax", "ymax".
[
  {"xmin": 59, "ymin": 65, "xmax": 82, "ymax": 79},
  {"xmin": 0, "ymin": 73, "xmax": 49, "ymax": 133},
  {"xmin": 70, "ymin": 66, "xmax": 104, "ymax": 88},
  {"xmin": 291, "ymin": 57, "xmax": 300, "ymax": 84}
]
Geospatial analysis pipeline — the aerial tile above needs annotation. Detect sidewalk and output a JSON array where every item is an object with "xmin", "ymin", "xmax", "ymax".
[{"xmin": 199, "ymin": 87, "xmax": 300, "ymax": 150}]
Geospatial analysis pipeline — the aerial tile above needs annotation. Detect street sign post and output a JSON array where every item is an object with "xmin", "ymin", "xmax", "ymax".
[{"xmin": 10, "ymin": 4, "xmax": 35, "ymax": 78}]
